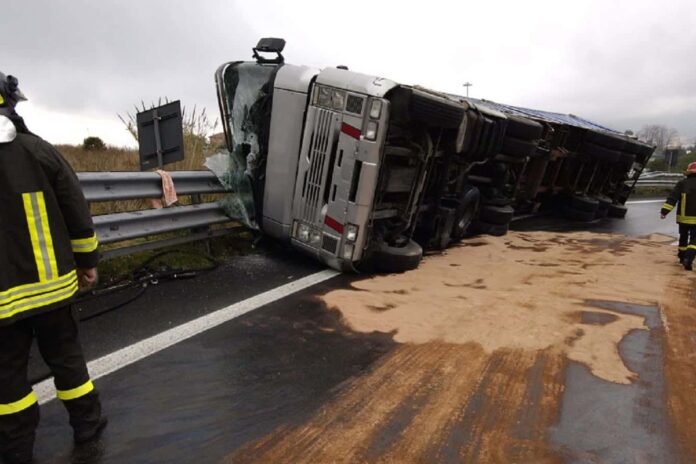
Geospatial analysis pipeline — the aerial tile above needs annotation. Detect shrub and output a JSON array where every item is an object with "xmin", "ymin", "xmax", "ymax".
[{"xmin": 83, "ymin": 136, "xmax": 106, "ymax": 151}]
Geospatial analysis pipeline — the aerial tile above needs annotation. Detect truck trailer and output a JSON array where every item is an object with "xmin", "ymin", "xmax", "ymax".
[{"xmin": 213, "ymin": 38, "xmax": 653, "ymax": 272}]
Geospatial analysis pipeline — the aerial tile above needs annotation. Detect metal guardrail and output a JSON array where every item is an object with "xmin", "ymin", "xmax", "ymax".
[
  {"xmin": 80, "ymin": 171, "xmax": 237, "ymax": 258},
  {"xmin": 636, "ymin": 171, "xmax": 683, "ymax": 179},
  {"xmin": 630, "ymin": 171, "xmax": 681, "ymax": 189},
  {"xmin": 94, "ymin": 202, "xmax": 231, "ymax": 244},
  {"xmin": 633, "ymin": 180, "xmax": 680, "ymax": 188},
  {"xmin": 78, "ymin": 171, "xmax": 226, "ymax": 202}
]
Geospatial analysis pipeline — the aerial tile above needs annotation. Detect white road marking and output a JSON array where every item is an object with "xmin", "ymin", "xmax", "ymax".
[
  {"xmin": 625, "ymin": 199, "xmax": 664, "ymax": 204},
  {"xmin": 35, "ymin": 269, "xmax": 340, "ymax": 404}
]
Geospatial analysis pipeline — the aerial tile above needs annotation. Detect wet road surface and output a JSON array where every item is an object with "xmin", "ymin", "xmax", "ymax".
[{"xmin": 28, "ymin": 199, "xmax": 696, "ymax": 464}]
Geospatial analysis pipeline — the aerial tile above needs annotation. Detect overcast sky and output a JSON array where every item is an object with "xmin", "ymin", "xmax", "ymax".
[{"xmin": 2, "ymin": 0, "xmax": 695, "ymax": 147}]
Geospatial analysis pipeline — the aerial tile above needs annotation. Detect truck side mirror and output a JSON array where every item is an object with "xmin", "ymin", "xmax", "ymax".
[{"xmin": 253, "ymin": 38, "xmax": 286, "ymax": 64}]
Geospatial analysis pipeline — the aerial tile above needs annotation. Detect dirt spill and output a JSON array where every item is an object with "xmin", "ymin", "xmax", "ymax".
[
  {"xmin": 226, "ymin": 231, "xmax": 696, "ymax": 463},
  {"xmin": 322, "ymin": 231, "xmax": 675, "ymax": 384},
  {"xmin": 661, "ymin": 275, "xmax": 696, "ymax": 459}
]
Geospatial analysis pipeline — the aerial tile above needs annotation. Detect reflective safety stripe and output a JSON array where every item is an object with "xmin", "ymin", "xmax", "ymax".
[
  {"xmin": 681, "ymin": 193, "xmax": 687, "ymax": 218},
  {"xmin": 677, "ymin": 215, "xmax": 696, "ymax": 225},
  {"xmin": 57, "ymin": 380, "xmax": 94, "ymax": 401},
  {"xmin": 689, "ymin": 245, "xmax": 696, "ymax": 251},
  {"xmin": 22, "ymin": 192, "xmax": 58, "ymax": 282},
  {"xmin": 0, "ymin": 392, "xmax": 37, "ymax": 416},
  {"xmin": 0, "ymin": 273, "xmax": 78, "ymax": 320},
  {"xmin": 71, "ymin": 233, "xmax": 99, "ymax": 253},
  {"xmin": 0, "ymin": 271, "xmax": 76, "ymax": 310},
  {"xmin": 662, "ymin": 203, "xmax": 674, "ymax": 211},
  {"xmin": 0, "ymin": 94, "xmax": 4, "ymax": 106},
  {"xmin": 679, "ymin": 246, "xmax": 688, "ymax": 251}
]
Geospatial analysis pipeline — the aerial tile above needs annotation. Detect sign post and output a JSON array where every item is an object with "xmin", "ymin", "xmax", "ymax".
[{"xmin": 137, "ymin": 101, "xmax": 184, "ymax": 171}]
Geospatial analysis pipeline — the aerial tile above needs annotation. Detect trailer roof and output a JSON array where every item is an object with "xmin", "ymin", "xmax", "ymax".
[{"xmin": 450, "ymin": 95, "xmax": 624, "ymax": 135}]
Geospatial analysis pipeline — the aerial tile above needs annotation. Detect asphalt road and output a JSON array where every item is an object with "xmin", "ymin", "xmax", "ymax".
[{"xmin": 26, "ymin": 199, "xmax": 682, "ymax": 464}]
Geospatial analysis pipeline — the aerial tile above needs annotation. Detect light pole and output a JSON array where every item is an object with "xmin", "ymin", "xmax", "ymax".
[{"xmin": 463, "ymin": 82, "xmax": 473, "ymax": 98}]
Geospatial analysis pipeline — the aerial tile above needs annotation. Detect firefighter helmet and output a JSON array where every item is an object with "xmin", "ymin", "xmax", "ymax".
[
  {"xmin": 686, "ymin": 162, "xmax": 696, "ymax": 174},
  {"xmin": 0, "ymin": 72, "xmax": 27, "ymax": 108}
]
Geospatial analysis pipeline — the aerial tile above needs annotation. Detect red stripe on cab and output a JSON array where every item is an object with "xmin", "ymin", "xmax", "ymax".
[
  {"xmin": 324, "ymin": 215, "xmax": 344, "ymax": 234},
  {"xmin": 341, "ymin": 123, "xmax": 361, "ymax": 140}
]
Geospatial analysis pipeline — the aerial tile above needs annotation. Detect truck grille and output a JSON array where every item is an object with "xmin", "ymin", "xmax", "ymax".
[
  {"xmin": 301, "ymin": 108, "xmax": 338, "ymax": 222},
  {"xmin": 322, "ymin": 234, "xmax": 339, "ymax": 254}
]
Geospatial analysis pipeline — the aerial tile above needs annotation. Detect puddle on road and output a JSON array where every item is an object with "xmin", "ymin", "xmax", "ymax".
[{"xmin": 549, "ymin": 300, "xmax": 676, "ymax": 463}]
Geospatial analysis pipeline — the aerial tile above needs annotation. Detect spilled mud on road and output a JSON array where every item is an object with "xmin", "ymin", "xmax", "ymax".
[{"xmin": 227, "ymin": 231, "xmax": 696, "ymax": 463}]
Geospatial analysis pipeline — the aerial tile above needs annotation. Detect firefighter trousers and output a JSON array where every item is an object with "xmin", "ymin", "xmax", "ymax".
[
  {"xmin": 0, "ymin": 305, "xmax": 101, "ymax": 460},
  {"xmin": 678, "ymin": 224, "xmax": 696, "ymax": 264}
]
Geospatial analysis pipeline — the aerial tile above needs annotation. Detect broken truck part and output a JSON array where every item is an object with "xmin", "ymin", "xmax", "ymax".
[{"xmin": 211, "ymin": 38, "xmax": 654, "ymax": 272}]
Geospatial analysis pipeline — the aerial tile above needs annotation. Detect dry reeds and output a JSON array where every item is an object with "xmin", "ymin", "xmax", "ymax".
[{"xmin": 58, "ymin": 101, "xmax": 221, "ymax": 215}]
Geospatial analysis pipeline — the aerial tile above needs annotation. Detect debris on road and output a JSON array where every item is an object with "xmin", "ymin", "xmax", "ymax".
[{"xmin": 227, "ymin": 231, "xmax": 696, "ymax": 463}]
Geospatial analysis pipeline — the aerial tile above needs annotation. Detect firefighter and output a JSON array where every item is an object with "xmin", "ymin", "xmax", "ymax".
[
  {"xmin": 0, "ymin": 73, "xmax": 106, "ymax": 463},
  {"xmin": 660, "ymin": 161, "xmax": 696, "ymax": 271}
]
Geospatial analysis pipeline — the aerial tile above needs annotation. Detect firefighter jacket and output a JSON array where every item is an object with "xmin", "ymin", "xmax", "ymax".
[
  {"xmin": 661, "ymin": 174, "xmax": 696, "ymax": 225},
  {"xmin": 0, "ymin": 115, "xmax": 99, "ymax": 326}
]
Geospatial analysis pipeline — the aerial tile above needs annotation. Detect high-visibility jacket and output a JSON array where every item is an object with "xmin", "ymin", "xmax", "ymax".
[
  {"xmin": 0, "ymin": 115, "xmax": 98, "ymax": 326},
  {"xmin": 661, "ymin": 174, "xmax": 696, "ymax": 225}
]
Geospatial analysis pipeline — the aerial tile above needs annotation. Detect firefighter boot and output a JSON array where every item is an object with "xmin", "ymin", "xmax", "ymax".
[{"xmin": 74, "ymin": 416, "xmax": 108, "ymax": 444}]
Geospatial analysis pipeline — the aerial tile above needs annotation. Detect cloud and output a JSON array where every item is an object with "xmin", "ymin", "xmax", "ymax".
[{"xmin": 3, "ymin": 0, "xmax": 695, "ymax": 146}]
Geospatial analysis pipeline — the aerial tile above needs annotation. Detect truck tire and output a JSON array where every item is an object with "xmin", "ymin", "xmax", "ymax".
[
  {"xmin": 494, "ymin": 153, "xmax": 528, "ymax": 164},
  {"xmin": 373, "ymin": 239, "xmax": 423, "ymax": 273},
  {"xmin": 482, "ymin": 195, "xmax": 513, "ymax": 207},
  {"xmin": 473, "ymin": 220, "xmax": 509, "ymax": 237},
  {"xmin": 480, "ymin": 204, "xmax": 514, "ymax": 225},
  {"xmin": 452, "ymin": 187, "xmax": 481, "ymax": 240},
  {"xmin": 434, "ymin": 206, "xmax": 457, "ymax": 250},
  {"xmin": 583, "ymin": 142, "xmax": 621, "ymax": 163},
  {"xmin": 501, "ymin": 137, "xmax": 537, "ymax": 158},
  {"xmin": 570, "ymin": 195, "xmax": 600, "ymax": 213},
  {"xmin": 608, "ymin": 203, "xmax": 628, "ymax": 219},
  {"xmin": 585, "ymin": 131, "xmax": 626, "ymax": 151},
  {"xmin": 564, "ymin": 206, "xmax": 596, "ymax": 222},
  {"xmin": 595, "ymin": 196, "xmax": 611, "ymax": 219},
  {"xmin": 505, "ymin": 116, "xmax": 544, "ymax": 140}
]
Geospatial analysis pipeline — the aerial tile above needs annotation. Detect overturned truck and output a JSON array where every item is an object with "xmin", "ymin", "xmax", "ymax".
[{"xmin": 214, "ymin": 38, "xmax": 653, "ymax": 272}]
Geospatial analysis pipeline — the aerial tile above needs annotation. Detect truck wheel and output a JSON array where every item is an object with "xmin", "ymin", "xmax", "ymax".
[
  {"xmin": 373, "ymin": 239, "xmax": 423, "ymax": 273},
  {"xmin": 473, "ymin": 220, "xmax": 509, "ymax": 237},
  {"xmin": 608, "ymin": 203, "xmax": 628, "ymax": 219},
  {"xmin": 494, "ymin": 153, "xmax": 528, "ymax": 164},
  {"xmin": 480, "ymin": 204, "xmax": 514, "ymax": 225},
  {"xmin": 570, "ymin": 195, "xmax": 600, "ymax": 213},
  {"xmin": 564, "ymin": 206, "xmax": 596, "ymax": 222},
  {"xmin": 595, "ymin": 196, "xmax": 611, "ymax": 219},
  {"xmin": 585, "ymin": 131, "xmax": 626, "ymax": 151},
  {"xmin": 505, "ymin": 116, "xmax": 544, "ymax": 140},
  {"xmin": 501, "ymin": 137, "xmax": 538, "ymax": 158},
  {"xmin": 482, "ymin": 195, "xmax": 513, "ymax": 207},
  {"xmin": 452, "ymin": 187, "xmax": 481, "ymax": 240},
  {"xmin": 583, "ymin": 142, "xmax": 621, "ymax": 163}
]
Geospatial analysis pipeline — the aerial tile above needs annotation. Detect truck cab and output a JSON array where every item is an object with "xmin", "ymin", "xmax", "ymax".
[{"xmin": 216, "ymin": 38, "xmax": 507, "ymax": 272}]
